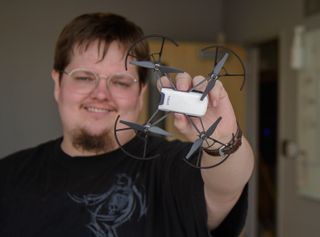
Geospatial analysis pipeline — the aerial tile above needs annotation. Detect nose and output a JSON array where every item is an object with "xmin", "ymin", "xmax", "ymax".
[{"xmin": 90, "ymin": 77, "xmax": 112, "ymax": 100}]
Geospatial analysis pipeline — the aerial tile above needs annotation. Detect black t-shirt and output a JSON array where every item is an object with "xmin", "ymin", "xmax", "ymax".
[{"xmin": 0, "ymin": 136, "xmax": 247, "ymax": 237}]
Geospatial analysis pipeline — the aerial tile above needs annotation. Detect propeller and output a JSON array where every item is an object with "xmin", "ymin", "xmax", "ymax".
[
  {"xmin": 185, "ymin": 117, "xmax": 222, "ymax": 159},
  {"xmin": 130, "ymin": 60, "xmax": 184, "ymax": 74},
  {"xmin": 120, "ymin": 120, "xmax": 171, "ymax": 137},
  {"xmin": 120, "ymin": 120, "xmax": 145, "ymax": 133},
  {"xmin": 148, "ymin": 126, "xmax": 171, "ymax": 136},
  {"xmin": 200, "ymin": 53, "xmax": 229, "ymax": 101}
]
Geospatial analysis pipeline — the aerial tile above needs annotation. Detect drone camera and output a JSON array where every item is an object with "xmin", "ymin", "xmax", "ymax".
[{"xmin": 158, "ymin": 88, "xmax": 208, "ymax": 117}]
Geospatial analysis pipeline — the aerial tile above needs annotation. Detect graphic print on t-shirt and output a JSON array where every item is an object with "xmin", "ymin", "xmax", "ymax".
[{"xmin": 68, "ymin": 173, "xmax": 147, "ymax": 237}]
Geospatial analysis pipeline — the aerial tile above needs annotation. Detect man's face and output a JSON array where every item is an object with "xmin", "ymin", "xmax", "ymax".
[{"xmin": 52, "ymin": 41, "xmax": 145, "ymax": 155}]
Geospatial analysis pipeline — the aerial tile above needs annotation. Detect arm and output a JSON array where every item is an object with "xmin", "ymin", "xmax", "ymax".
[
  {"xmin": 173, "ymin": 73, "xmax": 254, "ymax": 229},
  {"xmin": 202, "ymin": 137, "xmax": 254, "ymax": 229}
]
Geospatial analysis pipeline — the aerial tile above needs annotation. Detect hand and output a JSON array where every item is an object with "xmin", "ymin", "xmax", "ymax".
[{"xmin": 160, "ymin": 72, "xmax": 238, "ymax": 145}]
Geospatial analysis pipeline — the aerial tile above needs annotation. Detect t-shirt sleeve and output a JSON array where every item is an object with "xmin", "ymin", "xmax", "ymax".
[{"xmin": 210, "ymin": 184, "xmax": 248, "ymax": 237}]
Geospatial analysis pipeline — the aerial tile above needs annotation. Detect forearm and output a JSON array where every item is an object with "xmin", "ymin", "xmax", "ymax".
[
  {"xmin": 201, "ymin": 136, "xmax": 254, "ymax": 229},
  {"xmin": 201, "ymin": 136, "xmax": 254, "ymax": 201}
]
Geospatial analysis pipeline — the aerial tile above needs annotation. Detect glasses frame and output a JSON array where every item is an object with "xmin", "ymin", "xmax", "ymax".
[{"xmin": 62, "ymin": 68, "xmax": 140, "ymax": 96}]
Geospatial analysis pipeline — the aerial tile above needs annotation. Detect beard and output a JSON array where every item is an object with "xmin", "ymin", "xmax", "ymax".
[{"xmin": 71, "ymin": 127, "xmax": 115, "ymax": 154}]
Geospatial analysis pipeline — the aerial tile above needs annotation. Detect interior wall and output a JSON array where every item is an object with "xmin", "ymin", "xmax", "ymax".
[
  {"xmin": 223, "ymin": 0, "xmax": 303, "ymax": 44},
  {"xmin": 0, "ymin": 0, "xmax": 223, "ymax": 158}
]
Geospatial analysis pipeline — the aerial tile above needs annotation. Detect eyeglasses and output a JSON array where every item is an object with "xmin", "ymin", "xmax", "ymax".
[{"xmin": 62, "ymin": 68, "xmax": 139, "ymax": 98}]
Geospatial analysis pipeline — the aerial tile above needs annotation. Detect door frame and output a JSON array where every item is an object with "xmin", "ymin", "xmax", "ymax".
[{"xmin": 243, "ymin": 47, "xmax": 259, "ymax": 237}]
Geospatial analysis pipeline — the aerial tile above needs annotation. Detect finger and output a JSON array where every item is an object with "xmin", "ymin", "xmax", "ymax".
[
  {"xmin": 208, "ymin": 80, "xmax": 227, "ymax": 108},
  {"xmin": 156, "ymin": 76, "xmax": 171, "ymax": 91},
  {"xmin": 175, "ymin": 72, "xmax": 192, "ymax": 91},
  {"xmin": 174, "ymin": 113, "xmax": 188, "ymax": 131},
  {"xmin": 192, "ymin": 75, "xmax": 207, "ymax": 92},
  {"xmin": 174, "ymin": 113, "xmax": 198, "ymax": 141}
]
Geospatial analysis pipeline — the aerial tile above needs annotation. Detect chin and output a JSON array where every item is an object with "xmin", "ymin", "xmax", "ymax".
[
  {"xmin": 87, "ymin": 127, "xmax": 113, "ymax": 137},
  {"xmin": 82, "ymin": 121, "xmax": 112, "ymax": 133}
]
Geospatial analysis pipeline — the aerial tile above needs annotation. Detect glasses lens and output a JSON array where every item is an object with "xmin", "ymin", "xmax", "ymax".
[
  {"xmin": 108, "ymin": 73, "xmax": 138, "ymax": 98},
  {"xmin": 68, "ymin": 69, "xmax": 97, "ymax": 94},
  {"xmin": 65, "ymin": 69, "xmax": 139, "ymax": 97}
]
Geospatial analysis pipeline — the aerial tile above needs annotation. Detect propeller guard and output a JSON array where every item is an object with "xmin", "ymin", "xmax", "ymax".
[
  {"xmin": 200, "ymin": 45, "xmax": 246, "ymax": 91},
  {"xmin": 183, "ymin": 138, "xmax": 231, "ymax": 169},
  {"xmin": 114, "ymin": 115, "xmax": 161, "ymax": 160},
  {"xmin": 125, "ymin": 34, "xmax": 179, "ymax": 71}
]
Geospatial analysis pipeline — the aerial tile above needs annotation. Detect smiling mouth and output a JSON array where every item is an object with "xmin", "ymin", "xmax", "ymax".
[{"xmin": 85, "ymin": 106, "xmax": 114, "ymax": 113}]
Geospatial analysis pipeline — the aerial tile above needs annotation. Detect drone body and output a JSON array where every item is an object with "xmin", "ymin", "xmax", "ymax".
[{"xmin": 158, "ymin": 88, "xmax": 208, "ymax": 117}]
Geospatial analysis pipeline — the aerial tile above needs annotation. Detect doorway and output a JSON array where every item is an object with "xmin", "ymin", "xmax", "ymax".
[{"xmin": 257, "ymin": 39, "xmax": 279, "ymax": 237}]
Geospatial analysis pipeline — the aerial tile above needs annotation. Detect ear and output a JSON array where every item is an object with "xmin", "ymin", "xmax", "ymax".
[{"xmin": 51, "ymin": 70, "xmax": 61, "ymax": 103}]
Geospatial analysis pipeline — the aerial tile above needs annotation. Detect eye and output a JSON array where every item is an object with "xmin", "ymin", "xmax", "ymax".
[
  {"xmin": 70, "ymin": 71, "xmax": 96, "ymax": 82},
  {"xmin": 74, "ymin": 76, "xmax": 95, "ymax": 82},
  {"xmin": 110, "ymin": 76, "xmax": 133, "ymax": 88},
  {"xmin": 114, "ymin": 80, "xmax": 130, "ymax": 88}
]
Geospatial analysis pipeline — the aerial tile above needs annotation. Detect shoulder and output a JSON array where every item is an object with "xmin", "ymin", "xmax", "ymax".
[
  {"xmin": 0, "ymin": 138, "xmax": 62, "ymax": 194},
  {"xmin": 0, "ymin": 138, "xmax": 61, "ymax": 167}
]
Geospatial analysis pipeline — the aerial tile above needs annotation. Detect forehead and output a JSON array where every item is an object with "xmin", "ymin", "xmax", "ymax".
[
  {"xmin": 71, "ymin": 40, "xmax": 127, "ymax": 66},
  {"xmin": 67, "ymin": 40, "xmax": 139, "ymax": 76}
]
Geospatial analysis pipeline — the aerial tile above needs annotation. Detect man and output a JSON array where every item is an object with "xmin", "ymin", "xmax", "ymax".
[{"xmin": 0, "ymin": 13, "xmax": 254, "ymax": 237}]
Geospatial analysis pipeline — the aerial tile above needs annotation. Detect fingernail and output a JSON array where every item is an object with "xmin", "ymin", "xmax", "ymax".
[{"xmin": 174, "ymin": 113, "xmax": 181, "ymax": 119}]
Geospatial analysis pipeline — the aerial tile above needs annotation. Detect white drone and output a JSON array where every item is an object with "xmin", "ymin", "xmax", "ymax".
[{"xmin": 113, "ymin": 35, "xmax": 245, "ymax": 169}]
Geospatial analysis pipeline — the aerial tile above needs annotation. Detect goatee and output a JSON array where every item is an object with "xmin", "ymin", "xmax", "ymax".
[{"xmin": 72, "ymin": 128, "xmax": 115, "ymax": 154}]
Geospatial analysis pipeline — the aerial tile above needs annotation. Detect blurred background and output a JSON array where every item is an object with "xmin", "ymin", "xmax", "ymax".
[{"xmin": 1, "ymin": 0, "xmax": 320, "ymax": 236}]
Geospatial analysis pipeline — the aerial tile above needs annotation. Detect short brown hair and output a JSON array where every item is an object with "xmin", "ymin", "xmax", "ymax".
[{"xmin": 53, "ymin": 13, "xmax": 150, "ymax": 84}]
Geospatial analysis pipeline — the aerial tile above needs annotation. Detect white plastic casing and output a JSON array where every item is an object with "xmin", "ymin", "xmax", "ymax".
[{"xmin": 158, "ymin": 88, "xmax": 208, "ymax": 117}]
